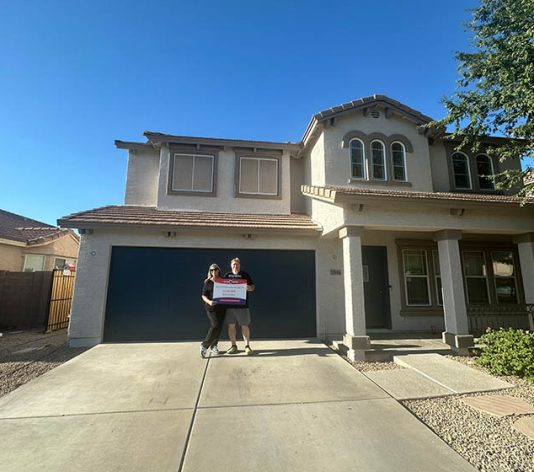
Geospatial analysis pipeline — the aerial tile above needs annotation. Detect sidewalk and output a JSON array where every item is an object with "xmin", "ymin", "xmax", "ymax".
[{"xmin": 0, "ymin": 340, "xmax": 476, "ymax": 472}]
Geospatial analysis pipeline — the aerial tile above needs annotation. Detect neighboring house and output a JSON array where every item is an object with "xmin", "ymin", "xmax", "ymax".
[
  {"xmin": 0, "ymin": 209, "xmax": 79, "ymax": 272},
  {"xmin": 59, "ymin": 95, "xmax": 534, "ymax": 360}
]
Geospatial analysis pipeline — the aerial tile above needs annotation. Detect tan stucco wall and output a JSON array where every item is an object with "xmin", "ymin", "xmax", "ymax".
[
  {"xmin": 156, "ymin": 146, "xmax": 292, "ymax": 214},
  {"xmin": 320, "ymin": 112, "xmax": 433, "ymax": 191},
  {"xmin": 0, "ymin": 244, "xmax": 25, "ymax": 271},
  {"xmin": 308, "ymin": 133, "xmax": 326, "ymax": 187},
  {"xmin": 428, "ymin": 142, "xmax": 450, "ymax": 192},
  {"xmin": 0, "ymin": 235, "xmax": 79, "ymax": 271},
  {"xmin": 125, "ymin": 148, "xmax": 160, "ymax": 206}
]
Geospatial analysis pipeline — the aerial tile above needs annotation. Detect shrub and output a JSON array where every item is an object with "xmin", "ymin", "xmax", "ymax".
[{"xmin": 475, "ymin": 328, "xmax": 534, "ymax": 381}]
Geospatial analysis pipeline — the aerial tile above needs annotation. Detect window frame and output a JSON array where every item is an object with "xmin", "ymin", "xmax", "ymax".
[
  {"xmin": 490, "ymin": 250, "xmax": 519, "ymax": 304},
  {"xmin": 402, "ymin": 249, "xmax": 432, "ymax": 307},
  {"xmin": 461, "ymin": 250, "xmax": 491, "ymax": 304},
  {"xmin": 168, "ymin": 150, "xmax": 218, "ymax": 197},
  {"xmin": 391, "ymin": 141, "xmax": 407, "ymax": 182},
  {"xmin": 235, "ymin": 151, "xmax": 282, "ymax": 199},
  {"xmin": 476, "ymin": 153, "xmax": 496, "ymax": 191},
  {"xmin": 370, "ymin": 139, "xmax": 387, "ymax": 181},
  {"xmin": 23, "ymin": 254, "xmax": 45, "ymax": 272},
  {"xmin": 349, "ymin": 138, "xmax": 367, "ymax": 180},
  {"xmin": 451, "ymin": 151, "xmax": 473, "ymax": 190}
]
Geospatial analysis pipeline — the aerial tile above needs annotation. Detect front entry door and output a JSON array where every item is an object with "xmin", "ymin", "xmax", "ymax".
[{"xmin": 362, "ymin": 246, "xmax": 391, "ymax": 329}]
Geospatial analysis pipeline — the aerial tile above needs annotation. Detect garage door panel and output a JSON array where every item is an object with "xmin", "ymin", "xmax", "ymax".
[{"xmin": 104, "ymin": 247, "xmax": 316, "ymax": 342}]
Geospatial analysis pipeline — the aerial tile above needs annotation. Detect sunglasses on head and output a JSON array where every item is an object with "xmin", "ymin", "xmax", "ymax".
[{"xmin": 210, "ymin": 268, "xmax": 219, "ymax": 272}]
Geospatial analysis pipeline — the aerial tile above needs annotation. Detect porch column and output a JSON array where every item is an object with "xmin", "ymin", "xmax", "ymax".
[
  {"xmin": 434, "ymin": 230, "xmax": 474, "ymax": 354},
  {"xmin": 339, "ymin": 226, "xmax": 370, "ymax": 360},
  {"xmin": 516, "ymin": 233, "xmax": 534, "ymax": 330}
]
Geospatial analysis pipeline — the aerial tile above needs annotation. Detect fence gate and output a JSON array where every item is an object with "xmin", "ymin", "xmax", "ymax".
[{"xmin": 46, "ymin": 269, "xmax": 76, "ymax": 332}]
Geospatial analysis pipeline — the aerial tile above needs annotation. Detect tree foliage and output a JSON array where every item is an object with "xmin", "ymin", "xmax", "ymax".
[{"xmin": 431, "ymin": 0, "xmax": 534, "ymax": 197}]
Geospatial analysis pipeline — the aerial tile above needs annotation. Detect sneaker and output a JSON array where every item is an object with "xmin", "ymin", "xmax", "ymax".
[
  {"xmin": 210, "ymin": 345, "xmax": 220, "ymax": 356},
  {"xmin": 226, "ymin": 345, "xmax": 238, "ymax": 354},
  {"xmin": 245, "ymin": 345, "xmax": 253, "ymax": 356},
  {"xmin": 200, "ymin": 344, "xmax": 208, "ymax": 359}
]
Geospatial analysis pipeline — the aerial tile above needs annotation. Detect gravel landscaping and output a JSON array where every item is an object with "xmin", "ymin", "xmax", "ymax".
[
  {"xmin": 345, "ymin": 353, "xmax": 534, "ymax": 472},
  {"xmin": 0, "ymin": 329, "xmax": 88, "ymax": 398}
]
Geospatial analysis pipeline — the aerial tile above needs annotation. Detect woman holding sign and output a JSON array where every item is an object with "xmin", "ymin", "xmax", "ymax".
[{"xmin": 199, "ymin": 263, "xmax": 226, "ymax": 358}]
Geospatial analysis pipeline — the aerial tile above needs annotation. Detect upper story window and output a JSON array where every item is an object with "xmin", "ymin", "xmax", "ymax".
[
  {"xmin": 238, "ymin": 156, "xmax": 279, "ymax": 196},
  {"xmin": 370, "ymin": 140, "xmax": 386, "ymax": 180},
  {"xmin": 350, "ymin": 139, "xmax": 366, "ymax": 179},
  {"xmin": 170, "ymin": 153, "xmax": 215, "ymax": 194},
  {"xmin": 391, "ymin": 142, "xmax": 407, "ymax": 181},
  {"xmin": 476, "ymin": 154, "xmax": 495, "ymax": 190},
  {"xmin": 451, "ymin": 152, "xmax": 472, "ymax": 189}
]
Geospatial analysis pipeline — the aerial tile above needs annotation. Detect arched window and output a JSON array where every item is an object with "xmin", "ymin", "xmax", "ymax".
[
  {"xmin": 452, "ymin": 152, "xmax": 472, "ymax": 189},
  {"xmin": 476, "ymin": 154, "xmax": 495, "ymax": 190},
  {"xmin": 371, "ymin": 140, "xmax": 386, "ymax": 180},
  {"xmin": 350, "ymin": 139, "xmax": 365, "ymax": 179},
  {"xmin": 391, "ymin": 142, "xmax": 407, "ymax": 181}
]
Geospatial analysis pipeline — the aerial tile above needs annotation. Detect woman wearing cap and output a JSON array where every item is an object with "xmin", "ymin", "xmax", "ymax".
[{"xmin": 200, "ymin": 263, "xmax": 226, "ymax": 358}]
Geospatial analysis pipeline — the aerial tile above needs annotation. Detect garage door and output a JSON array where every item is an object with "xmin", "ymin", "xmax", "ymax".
[{"xmin": 103, "ymin": 247, "xmax": 316, "ymax": 342}]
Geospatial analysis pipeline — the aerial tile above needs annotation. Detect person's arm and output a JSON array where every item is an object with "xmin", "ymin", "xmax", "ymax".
[
  {"xmin": 202, "ymin": 281, "xmax": 216, "ymax": 306},
  {"xmin": 246, "ymin": 273, "xmax": 255, "ymax": 292},
  {"xmin": 202, "ymin": 294, "xmax": 216, "ymax": 306}
]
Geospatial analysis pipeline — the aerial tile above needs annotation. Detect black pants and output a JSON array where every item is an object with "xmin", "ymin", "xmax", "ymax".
[{"xmin": 201, "ymin": 310, "xmax": 225, "ymax": 349}]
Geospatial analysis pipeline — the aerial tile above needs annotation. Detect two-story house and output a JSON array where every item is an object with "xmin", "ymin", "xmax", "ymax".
[{"xmin": 59, "ymin": 95, "xmax": 534, "ymax": 360}]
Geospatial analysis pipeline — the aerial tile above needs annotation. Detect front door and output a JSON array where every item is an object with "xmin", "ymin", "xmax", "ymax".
[{"xmin": 362, "ymin": 246, "xmax": 391, "ymax": 329}]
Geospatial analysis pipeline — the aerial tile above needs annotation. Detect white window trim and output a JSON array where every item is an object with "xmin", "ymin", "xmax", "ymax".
[
  {"xmin": 476, "ymin": 154, "xmax": 495, "ymax": 191},
  {"xmin": 23, "ymin": 254, "xmax": 45, "ymax": 272},
  {"xmin": 239, "ymin": 157, "xmax": 279, "ymax": 195},
  {"xmin": 402, "ymin": 249, "xmax": 432, "ymax": 307},
  {"xmin": 452, "ymin": 152, "xmax": 472, "ymax": 190},
  {"xmin": 370, "ymin": 140, "xmax": 387, "ymax": 181},
  {"xmin": 349, "ymin": 138, "xmax": 367, "ymax": 180},
  {"xmin": 172, "ymin": 153, "xmax": 214, "ymax": 193},
  {"xmin": 462, "ymin": 251, "xmax": 491, "ymax": 304},
  {"xmin": 391, "ymin": 141, "xmax": 408, "ymax": 182},
  {"xmin": 491, "ymin": 250, "xmax": 518, "ymax": 304},
  {"xmin": 432, "ymin": 250, "xmax": 443, "ymax": 306}
]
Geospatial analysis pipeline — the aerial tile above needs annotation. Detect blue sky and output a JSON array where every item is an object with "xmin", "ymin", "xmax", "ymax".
[{"xmin": 0, "ymin": 0, "xmax": 479, "ymax": 225}]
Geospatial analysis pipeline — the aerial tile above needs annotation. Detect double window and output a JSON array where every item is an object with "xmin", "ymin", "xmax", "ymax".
[
  {"xmin": 170, "ymin": 153, "xmax": 215, "ymax": 194},
  {"xmin": 239, "ymin": 157, "xmax": 279, "ymax": 196},
  {"xmin": 349, "ymin": 138, "xmax": 407, "ymax": 182},
  {"xmin": 451, "ymin": 152, "xmax": 496, "ymax": 191}
]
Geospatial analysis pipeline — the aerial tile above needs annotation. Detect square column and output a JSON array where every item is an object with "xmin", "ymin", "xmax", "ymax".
[
  {"xmin": 516, "ymin": 233, "xmax": 534, "ymax": 330},
  {"xmin": 339, "ymin": 226, "xmax": 370, "ymax": 360},
  {"xmin": 434, "ymin": 230, "xmax": 473, "ymax": 355}
]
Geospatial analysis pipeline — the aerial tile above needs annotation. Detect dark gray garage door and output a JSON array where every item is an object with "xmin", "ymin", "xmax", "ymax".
[{"xmin": 103, "ymin": 247, "xmax": 316, "ymax": 342}]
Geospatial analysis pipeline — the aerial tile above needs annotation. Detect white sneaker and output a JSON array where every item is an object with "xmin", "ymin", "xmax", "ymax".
[
  {"xmin": 210, "ymin": 345, "xmax": 220, "ymax": 355},
  {"xmin": 200, "ymin": 344, "xmax": 208, "ymax": 359}
]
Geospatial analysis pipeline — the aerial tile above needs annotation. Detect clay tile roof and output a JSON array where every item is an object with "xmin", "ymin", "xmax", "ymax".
[
  {"xmin": 0, "ymin": 209, "xmax": 76, "ymax": 245},
  {"xmin": 58, "ymin": 206, "xmax": 322, "ymax": 233},
  {"xmin": 302, "ymin": 185, "xmax": 534, "ymax": 205}
]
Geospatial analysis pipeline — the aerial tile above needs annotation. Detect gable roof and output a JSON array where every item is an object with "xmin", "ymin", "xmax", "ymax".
[
  {"xmin": 58, "ymin": 206, "xmax": 322, "ymax": 234},
  {"xmin": 302, "ymin": 94, "xmax": 435, "ymax": 146},
  {"xmin": 0, "ymin": 209, "xmax": 78, "ymax": 245}
]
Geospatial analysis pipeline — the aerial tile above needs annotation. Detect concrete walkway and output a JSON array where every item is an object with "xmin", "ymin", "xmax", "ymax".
[{"xmin": 0, "ymin": 340, "xmax": 477, "ymax": 471}]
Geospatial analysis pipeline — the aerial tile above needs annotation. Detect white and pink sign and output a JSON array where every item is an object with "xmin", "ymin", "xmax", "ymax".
[{"xmin": 212, "ymin": 278, "xmax": 248, "ymax": 305}]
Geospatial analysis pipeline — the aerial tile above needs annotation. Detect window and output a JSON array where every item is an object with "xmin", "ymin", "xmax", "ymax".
[
  {"xmin": 432, "ymin": 250, "xmax": 443, "ymax": 305},
  {"xmin": 171, "ymin": 153, "xmax": 214, "ymax": 193},
  {"xmin": 391, "ymin": 142, "xmax": 407, "ymax": 181},
  {"xmin": 370, "ymin": 140, "xmax": 386, "ymax": 180},
  {"xmin": 350, "ymin": 139, "xmax": 365, "ymax": 179},
  {"xmin": 452, "ymin": 152, "xmax": 472, "ymax": 189},
  {"xmin": 54, "ymin": 258, "xmax": 66, "ymax": 270},
  {"xmin": 23, "ymin": 255, "xmax": 45, "ymax": 272},
  {"xmin": 239, "ymin": 157, "xmax": 278, "ymax": 195},
  {"xmin": 491, "ymin": 251, "xmax": 518, "ymax": 304},
  {"xmin": 462, "ymin": 251, "xmax": 490, "ymax": 303},
  {"xmin": 402, "ymin": 249, "xmax": 431, "ymax": 306},
  {"xmin": 476, "ymin": 154, "xmax": 495, "ymax": 190}
]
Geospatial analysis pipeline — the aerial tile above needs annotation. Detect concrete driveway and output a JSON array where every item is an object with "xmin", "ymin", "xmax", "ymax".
[{"xmin": 0, "ymin": 340, "xmax": 476, "ymax": 471}]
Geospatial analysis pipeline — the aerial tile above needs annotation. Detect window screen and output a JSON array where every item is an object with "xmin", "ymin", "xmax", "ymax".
[
  {"xmin": 172, "ymin": 154, "xmax": 214, "ymax": 192},
  {"xmin": 239, "ymin": 157, "xmax": 278, "ymax": 195}
]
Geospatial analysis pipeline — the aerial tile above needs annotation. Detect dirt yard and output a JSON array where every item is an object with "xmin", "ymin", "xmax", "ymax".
[{"xmin": 0, "ymin": 329, "xmax": 88, "ymax": 398}]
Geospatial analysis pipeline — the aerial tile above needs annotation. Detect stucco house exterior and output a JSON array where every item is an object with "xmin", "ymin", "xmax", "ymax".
[
  {"xmin": 59, "ymin": 95, "xmax": 534, "ymax": 360},
  {"xmin": 0, "ymin": 209, "xmax": 79, "ymax": 272}
]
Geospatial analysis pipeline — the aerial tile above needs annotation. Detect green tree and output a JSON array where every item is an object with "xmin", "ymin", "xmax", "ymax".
[{"xmin": 431, "ymin": 0, "xmax": 534, "ymax": 197}]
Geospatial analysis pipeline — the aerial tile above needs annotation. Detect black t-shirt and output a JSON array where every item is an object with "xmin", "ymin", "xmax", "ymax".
[
  {"xmin": 223, "ymin": 271, "xmax": 254, "ymax": 308},
  {"xmin": 202, "ymin": 279, "xmax": 225, "ymax": 313}
]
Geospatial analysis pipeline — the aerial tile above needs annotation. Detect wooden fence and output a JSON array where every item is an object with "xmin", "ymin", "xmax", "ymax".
[
  {"xmin": 46, "ymin": 270, "xmax": 76, "ymax": 331},
  {"xmin": 0, "ymin": 270, "xmax": 76, "ymax": 331}
]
